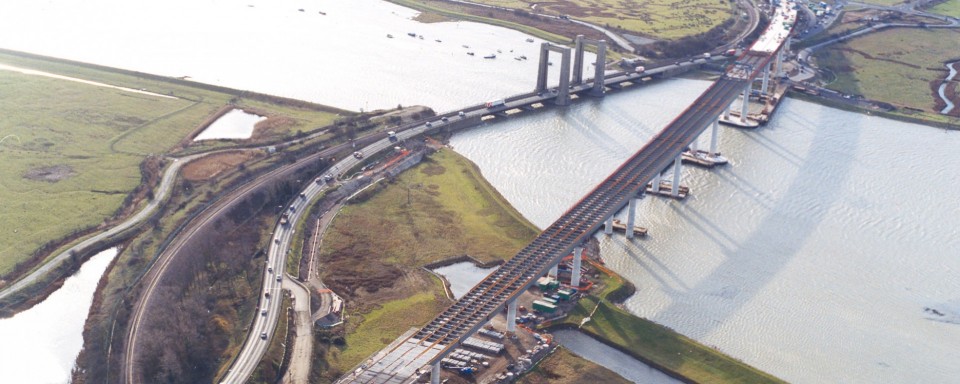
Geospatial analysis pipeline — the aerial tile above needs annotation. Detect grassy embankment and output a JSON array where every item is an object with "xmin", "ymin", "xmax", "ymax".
[
  {"xmin": 0, "ymin": 49, "xmax": 341, "ymax": 283},
  {"xmin": 929, "ymin": 0, "xmax": 960, "ymax": 18},
  {"xmin": 312, "ymin": 148, "xmax": 540, "ymax": 381},
  {"xmin": 466, "ymin": 0, "xmax": 733, "ymax": 40},
  {"xmin": 814, "ymin": 27, "xmax": 960, "ymax": 125},
  {"xmin": 546, "ymin": 270, "xmax": 786, "ymax": 384}
]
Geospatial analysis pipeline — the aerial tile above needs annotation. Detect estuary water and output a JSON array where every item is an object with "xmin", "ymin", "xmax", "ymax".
[
  {"xmin": 450, "ymin": 78, "xmax": 960, "ymax": 383},
  {"xmin": 2, "ymin": 0, "xmax": 959, "ymax": 383},
  {"xmin": 0, "ymin": 248, "xmax": 118, "ymax": 384},
  {"xmin": 0, "ymin": 0, "xmax": 585, "ymax": 112}
]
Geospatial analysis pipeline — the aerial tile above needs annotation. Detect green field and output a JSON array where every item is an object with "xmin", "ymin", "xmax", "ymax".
[
  {"xmin": 929, "ymin": 0, "xmax": 960, "ymax": 17},
  {"xmin": 815, "ymin": 27, "xmax": 960, "ymax": 112},
  {"xmin": 468, "ymin": 0, "xmax": 735, "ymax": 39},
  {"xmin": 0, "ymin": 51, "xmax": 340, "ymax": 278},
  {"xmin": 316, "ymin": 149, "xmax": 540, "ymax": 379}
]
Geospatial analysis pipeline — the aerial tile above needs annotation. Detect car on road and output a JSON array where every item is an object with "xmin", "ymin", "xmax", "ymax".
[
  {"xmin": 261, "ymin": 310, "xmax": 267, "ymax": 316},
  {"xmin": 260, "ymin": 332, "xmax": 267, "ymax": 340},
  {"xmin": 458, "ymin": 111, "xmax": 465, "ymax": 118},
  {"xmin": 441, "ymin": 116, "xmax": 449, "ymax": 122},
  {"xmin": 268, "ymin": 267, "xmax": 273, "ymax": 273},
  {"xmin": 276, "ymin": 276, "xmax": 282, "ymax": 282}
]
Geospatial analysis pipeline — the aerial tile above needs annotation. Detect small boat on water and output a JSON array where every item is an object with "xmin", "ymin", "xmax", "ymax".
[
  {"xmin": 462, "ymin": 44, "xmax": 470, "ymax": 48},
  {"xmin": 467, "ymin": 52, "xmax": 475, "ymax": 56},
  {"xmin": 514, "ymin": 56, "xmax": 522, "ymax": 61},
  {"xmin": 484, "ymin": 54, "xmax": 496, "ymax": 59},
  {"xmin": 520, "ymin": 55, "xmax": 527, "ymax": 60},
  {"xmin": 497, "ymin": 49, "xmax": 502, "ymax": 53},
  {"xmin": 318, "ymin": 11, "xmax": 326, "ymax": 15},
  {"xmin": 408, "ymin": 32, "xmax": 417, "ymax": 37},
  {"xmin": 435, "ymin": 39, "xmax": 442, "ymax": 43},
  {"xmin": 418, "ymin": 35, "xmax": 424, "ymax": 40},
  {"xmin": 526, "ymin": 38, "xmax": 534, "ymax": 42},
  {"xmin": 387, "ymin": 34, "xmax": 393, "ymax": 38}
]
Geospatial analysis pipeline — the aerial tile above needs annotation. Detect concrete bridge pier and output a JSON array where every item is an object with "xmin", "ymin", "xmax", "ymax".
[
  {"xmin": 571, "ymin": 247, "xmax": 584, "ymax": 288},
  {"xmin": 626, "ymin": 198, "xmax": 638, "ymax": 239},
  {"xmin": 572, "ymin": 35, "xmax": 608, "ymax": 97},
  {"xmin": 431, "ymin": 362, "xmax": 441, "ymax": 384},
  {"xmin": 671, "ymin": 155, "xmax": 683, "ymax": 197},
  {"xmin": 761, "ymin": 61, "xmax": 771, "ymax": 94},
  {"xmin": 506, "ymin": 299, "xmax": 518, "ymax": 332},
  {"xmin": 710, "ymin": 119, "xmax": 720, "ymax": 156},
  {"xmin": 536, "ymin": 43, "xmax": 572, "ymax": 105},
  {"xmin": 740, "ymin": 84, "xmax": 750, "ymax": 124},
  {"xmin": 604, "ymin": 215, "xmax": 614, "ymax": 235},
  {"xmin": 651, "ymin": 172, "xmax": 662, "ymax": 193}
]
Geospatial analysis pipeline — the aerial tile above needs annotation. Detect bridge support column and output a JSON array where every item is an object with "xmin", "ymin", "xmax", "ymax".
[
  {"xmin": 556, "ymin": 49, "xmax": 572, "ymax": 105},
  {"xmin": 723, "ymin": 101, "xmax": 732, "ymax": 121},
  {"xmin": 592, "ymin": 42, "xmax": 607, "ymax": 97},
  {"xmin": 431, "ymin": 362, "xmax": 441, "ymax": 384},
  {"xmin": 549, "ymin": 263, "xmax": 559, "ymax": 277},
  {"xmin": 572, "ymin": 35, "xmax": 607, "ymax": 97},
  {"xmin": 690, "ymin": 133, "xmax": 699, "ymax": 153},
  {"xmin": 536, "ymin": 43, "xmax": 550, "ymax": 93},
  {"xmin": 571, "ymin": 247, "xmax": 583, "ymax": 288},
  {"xmin": 604, "ymin": 215, "xmax": 614, "ymax": 235},
  {"xmin": 740, "ymin": 84, "xmax": 750, "ymax": 124},
  {"xmin": 506, "ymin": 299, "xmax": 518, "ymax": 333},
  {"xmin": 536, "ymin": 43, "xmax": 572, "ymax": 105},
  {"xmin": 671, "ymin": 155, "xmax": 682, "ymax": 197},
  {"xmin": 573, "ymin": 36, "xmax": 586, "ymax": 85},
  {"xmin": 761, "ymin": 61, "xmax": 770, "ymax": 94},
  {"xmin": 626, "ymin": 198, "xmax": 638, "ymax": 239},
  {"xmin": 710, "ymin": 119, "xmax": 720, "ymax": 156}
]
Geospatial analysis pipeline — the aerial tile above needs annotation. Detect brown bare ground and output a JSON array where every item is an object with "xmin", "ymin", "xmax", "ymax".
[
  {"xmin": 22, "ymin": 164, "xmax": 75, "ymax": 182},
  {"xmin": 182, "ymin": 150, "xmax": 261, "ymax": 181}
]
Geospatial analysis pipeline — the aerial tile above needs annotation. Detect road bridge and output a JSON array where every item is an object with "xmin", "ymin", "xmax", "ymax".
[{"xmin": 336, "ymin": 1, "xmax": 797, "ymax": 383}]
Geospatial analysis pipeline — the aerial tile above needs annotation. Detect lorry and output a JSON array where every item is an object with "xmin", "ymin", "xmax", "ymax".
[
  {"xmin": 485, "ymin": 99, "xmax": 505, "ymax": 108},
  {"xmin": 635, "ymin": 65, "xmax": 646, "ymax": 73},
  {"xmin": 280, "ymin": 213, "xmax": 290, "ymax": 226},
  {"xmin": 388, "ymin": 131, "xmax": 397, "ymax": 142}
]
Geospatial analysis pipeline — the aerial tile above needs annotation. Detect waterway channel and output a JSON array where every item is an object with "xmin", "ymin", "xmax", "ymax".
[
  {"xmin": 450, "ymin": 78, "xmax": 960, "ymax": 383},
  {"xmin": 0, "ymin": 248, "xmax": 117, "ymax": 384}
]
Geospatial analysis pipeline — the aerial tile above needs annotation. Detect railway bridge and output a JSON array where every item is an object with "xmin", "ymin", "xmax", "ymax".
[{"xmin": 337, "ymin": 2, "xmax": 797, "ymax": 383}]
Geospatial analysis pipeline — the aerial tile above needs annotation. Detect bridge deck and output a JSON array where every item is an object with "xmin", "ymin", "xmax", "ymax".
[{"xmin": 339, "ymin": 2, "xmax": 796, "ymax": 381}]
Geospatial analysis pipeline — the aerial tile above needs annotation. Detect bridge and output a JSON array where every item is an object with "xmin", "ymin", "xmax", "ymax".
[{"xmin": 334, "ymin": 2, "xmax": 797, "ymax": 383}]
